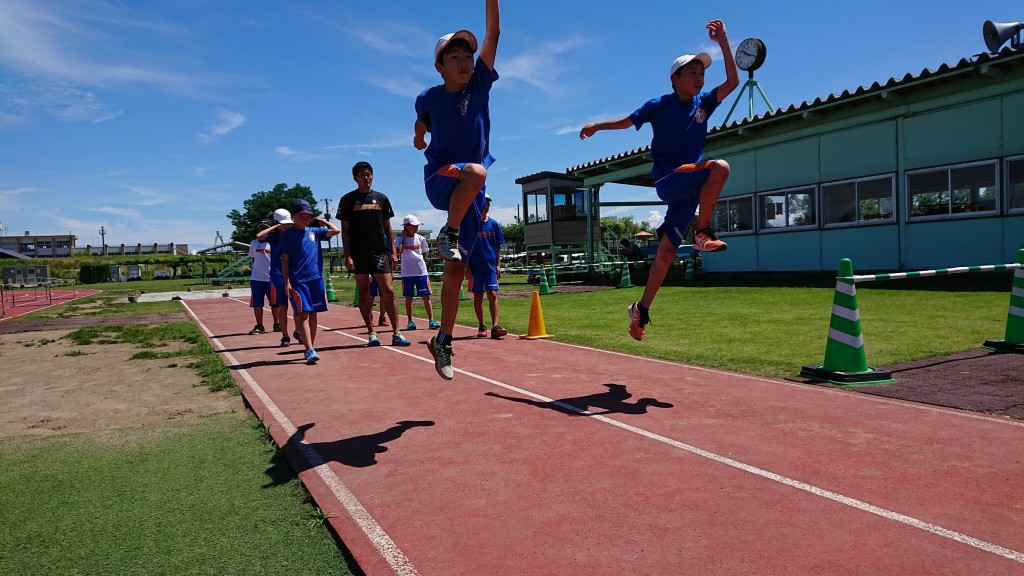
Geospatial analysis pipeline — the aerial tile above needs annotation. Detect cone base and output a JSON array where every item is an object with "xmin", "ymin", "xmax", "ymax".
[
  {"xmin": 799, "ymin": 364, "xmax": 895, "ymax": 386},
  {"xmin": 519, "ymin": 334, "xmax": 555, "ymax": 340},
  {"xmin": 982, "ymin": 339, "xmax": 1024, "ymax": 353}
]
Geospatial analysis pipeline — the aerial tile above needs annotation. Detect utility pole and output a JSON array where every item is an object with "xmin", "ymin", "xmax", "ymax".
[
  {"xmin": 322, "ymin": 198, "xmax": 335, "ymax": 252},
  {"xmin": 98, "ymin": 225, "xmax": 107, "ymax": 256}
]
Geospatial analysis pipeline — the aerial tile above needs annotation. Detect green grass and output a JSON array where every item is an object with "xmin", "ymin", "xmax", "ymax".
[
  {"xmin": 0, "ymin": 413, "xmax": 357, "ymax": 576},
  {"xmin": 451, "ymin": 280, "xmax": 1011, "ymax": 378}
]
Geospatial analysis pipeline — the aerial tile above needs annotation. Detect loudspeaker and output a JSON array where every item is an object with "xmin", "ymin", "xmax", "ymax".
[{"xmin": 983, "ymin": 20, "xmax": 1023, "ymax": 53}]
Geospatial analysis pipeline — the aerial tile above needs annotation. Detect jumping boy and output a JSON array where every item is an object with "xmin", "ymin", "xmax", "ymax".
[
  {"xmin": 280, "ymin": 199, "xmax": 340, "ymax": 364},
  {"xmin": 579, "ymin": 19, "xmax": 738, "ymax": 342},
  {"xmin": 413, "ymin": 0, "xmax": 499, "ymax": 379},
  {"xmin": 395, "ymin": 214, "xmax": 440, "ymax": 331}
]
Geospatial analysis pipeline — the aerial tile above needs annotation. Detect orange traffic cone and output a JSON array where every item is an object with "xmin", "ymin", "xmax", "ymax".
[{"xmin": 520, "ymin": 290, "xmax": 554, "ymax": 340}]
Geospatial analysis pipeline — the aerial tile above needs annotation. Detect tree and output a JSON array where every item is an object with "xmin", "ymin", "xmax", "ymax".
[
  {"xmin": 227, "ymin": 183, "xmax": 319, "ymax": 243},
  {"xmin": 600, "ymin": 216, "xmax": 652, "ymax": 243},
  {"xmin": 501, "ymin": 221, "xmax": 524, "ymax": 252}
]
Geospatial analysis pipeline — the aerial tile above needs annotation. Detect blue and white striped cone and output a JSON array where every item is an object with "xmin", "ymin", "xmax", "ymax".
[
  {"xmin": 800, "ymin": 258, "xmax": 893, "ymax": 385},
  {"xmin": 984, "ymin": 248, "xmax": 1024, "ymax": 353}
]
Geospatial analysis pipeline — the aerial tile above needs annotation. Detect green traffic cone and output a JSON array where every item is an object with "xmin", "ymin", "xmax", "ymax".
[
  {"xmin": 984, "ymin": 248, "xmax": 1024, "ymax": 352},
  {"xmin": 548, "ymin": 265, "xmax": 557, "ymax": 287},
  {"xmin": 325, "ymin": 276, "xmax": 338, "ymax": 303},
  {"xmin": 800, "ymin": 258, "xmax": 893, "ymax": 385},
  {"xmin": 618, "ymin": 262, "xmax": 632, "ymax": 288},
  {"xmin": 538, "ymin": 266, "xmax": 551, "ymax": 295}
]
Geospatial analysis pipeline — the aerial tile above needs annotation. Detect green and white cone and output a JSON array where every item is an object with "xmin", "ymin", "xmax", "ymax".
[{"xmin": 984, "ymin": 248, "xmax": 1024, "ymax": 353}]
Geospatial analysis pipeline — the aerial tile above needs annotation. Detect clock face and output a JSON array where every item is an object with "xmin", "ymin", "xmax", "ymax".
[{"xmin": 736, "ymin": 38, "xmax": 766, "ymax": 72}]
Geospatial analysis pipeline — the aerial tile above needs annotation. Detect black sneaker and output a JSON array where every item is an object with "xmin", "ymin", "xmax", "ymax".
[
  {"xmin": 427, "ymin": 336, "xmax": 454, "ymax": 380},
  {"xmin": 491, "ymin": 325, "xmax": 508, "ymax": 340},
  {"xmin": 293, "ymin": 330, "xmax": 303, "ymax": 345},
  {"xmin": 272, "ymin": 322, "xmax": 281, "ymax": 332},
  {"xmin": 248, "ymin": 324, "xmax": 266, "ymax": 335},
  {"xmin": 436, "ymin": 225, "xmax": 461, "ymax": 261}
]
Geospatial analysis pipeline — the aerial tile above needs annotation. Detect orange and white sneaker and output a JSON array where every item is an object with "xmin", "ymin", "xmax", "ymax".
[
  {"xmin": 627, "ymin": 302, "xmax": 650, "ymax": 341},
  {"xmin": 694, "ymin": 227, "xmax": 728, "ymax": 252}
]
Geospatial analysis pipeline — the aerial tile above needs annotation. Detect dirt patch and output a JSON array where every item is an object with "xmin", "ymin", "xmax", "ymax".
[
  {"xmin": 0, "ymin": 326, "xmax": 241, "ymax": 438},
  {"xmin": 0, "ymin": 313, "xmax": 189, "ymax": 333}
]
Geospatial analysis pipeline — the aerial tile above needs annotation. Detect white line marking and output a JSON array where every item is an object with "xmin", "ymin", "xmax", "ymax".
[
  {"xmin": 183, "ymin": 301, "xmax": 420, "ymax": 576},
  {"xmin": 192, "ymin": 298, "xmax": 1024, "ymax": 565}
]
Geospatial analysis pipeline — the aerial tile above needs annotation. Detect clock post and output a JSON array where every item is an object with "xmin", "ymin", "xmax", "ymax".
[{"xmin": 721, "ymin": 37, "xmax": 773, "ymax": 127}]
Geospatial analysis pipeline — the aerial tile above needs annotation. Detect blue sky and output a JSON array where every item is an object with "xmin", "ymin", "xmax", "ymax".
[{"xmin": 0, "ymin": 0, "xmax": 1017, "ymax": 252}]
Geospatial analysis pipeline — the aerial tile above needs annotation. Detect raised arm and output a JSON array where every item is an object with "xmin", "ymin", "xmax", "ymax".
[
  {"xmin": 708, "ymin": 20, "xmax": 739, "ymax": 101},
  {"xmin": 479, "ymin": 0, "xmax": 500, "ymax": 71},
  {"xmin": 579, "ymin": 116, "xmax": 633, "ymax": 140},
  {"xmin": 413, "ymin": 120, "xmax": 428, "ymax": 150}
]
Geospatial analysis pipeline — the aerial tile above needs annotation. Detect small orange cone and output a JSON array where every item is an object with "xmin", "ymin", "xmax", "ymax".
[{"xmin": 520, "ymin": 290, "xmax": 554, "ymax": 340}]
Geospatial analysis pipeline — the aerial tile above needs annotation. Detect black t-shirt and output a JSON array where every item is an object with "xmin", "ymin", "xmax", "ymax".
[{"xmin": 336, "ymin": 189, "xmax": 395, "ymax": 256}]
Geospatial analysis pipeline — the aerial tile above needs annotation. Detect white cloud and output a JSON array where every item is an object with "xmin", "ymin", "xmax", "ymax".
[
  {"xmin": 90, "ymin": 205, "xmax": 142, "ymax": 218},
  {"xmin": 647, "ymin": 210, "xmax": 664, "ymax": 229},
  {"xmin": 275, "ymin": 145, "xmax": 335, "ymax": 162},
  {"xmin": 365, "ymin": 75, "xmax": 426, "ymax": 99},
  {"xmin": 500, "ymin": 36, "xmax": 591, "ymax": 97},
  {"xmin": 200, "ymin": 110, "xmax": 245, "ymax": 142}
]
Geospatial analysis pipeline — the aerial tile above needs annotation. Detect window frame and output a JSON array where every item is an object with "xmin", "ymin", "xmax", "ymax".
[
  {"xmin": 711, "ymin": 194, "xmax": 755, "ymax": 236},
  {"xmin": 821, "ymin": 173, "xmax": 896, "ymax": 229},
  {"xmin": 1006, "ymin": 155, "xmax": 1024, "ymax": 215},
  {"xmin": 524, "ymin": 190, "xmax": 549, "ymax": 224},
  {"xmin": 756, "ymin": 184, "xmax": 818, "ymax": 233},
  {"xmin": 905, "ymin": 159, "xmax": 999, "ymax": 222}
]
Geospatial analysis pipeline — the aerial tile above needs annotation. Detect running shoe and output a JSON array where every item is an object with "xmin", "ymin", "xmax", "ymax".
[
  {"xmin": 272, "ymin": 322, "xmax": 281, "ymax": 332},
  {"xmin": 693, "ymin": 227, "xmax": 728, "ymax": 252},
  {"xmin": 248, "ymin": 324, "xmax": 265, "ymax": 335},
  {"xmin": 428, "ymin": 319, "xmax": 441, "ymax": 330},
  {"xmin": 477, "ymin": 325, "xmax": 488, "ymax": 338},
  {"xmin": 304, "ymin": 349, "xmax": 320, "ymax": 365},
  {"xmin": 379, "ymin": 315, "xmax": 389, "ymax": 327},
  {"xmin": 392, "ymin": 333, "xmax": 411, "ymax": 347},
  {"xmin": 436, "ymin": 225, "xmax": 461, "ymax": 261},
  {"xmin": 427, "ymin": 336, "xmax": 454, "ymax": 380},
  {"xmin": 280, "ymin": 336, "xmax": 291, "ymax": 347},
  {"xmin": 491, "ymin": 325, "xmax": 508, "ymax": 340},
  {"xmin": 293, "ymin": 330, "xmax": 304, "ymax": 345},
  {"xmin": 627, "ymin": 302, "xmax": 651, "ymax": 341},
  {"xmin": 406, "ymin": 320, "xmax": 418, "ymax": 331},
  {"xmin": 367, "ymin": 332, "xmax": 381, "ymax": 347}
]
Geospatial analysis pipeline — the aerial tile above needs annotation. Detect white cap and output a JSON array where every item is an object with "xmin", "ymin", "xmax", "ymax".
[
  {"xmin": 434, "ymin": 30, "xmax": 478, "ymax": 63},
  {"xmin": 670, "ymin": 53, "xmax": 712, "ymax": 75},
  {"xmin": 402, "ymin": 214, "xmax": 422, "ymax": 226},
  {"xmin": 272, "ymin": 208, "xmax": 293, "ymax": 225}
]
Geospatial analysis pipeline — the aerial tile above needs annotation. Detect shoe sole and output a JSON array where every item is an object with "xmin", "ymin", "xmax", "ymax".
[
  {"xmin": 695, "ymin": 243, "xmax": 728, "ymax": 253},
  {"xmin": 627, "ymin": 305, "xmax": 645, "ymax": 341},
  {"xmin": 427, "ymin": 338, "xmax": 454, "ymax": 380}
]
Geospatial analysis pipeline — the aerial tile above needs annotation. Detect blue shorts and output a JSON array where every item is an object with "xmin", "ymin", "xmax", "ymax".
[
  {"xmin": 369, "ymin": 276, "xmax": 379, "ymax": 297},
  {"xmin": 470, "ymin": 269, "xmax": 499, "ymax": 293},
  {"xmin": 653, "ymin": 161, "xmax": 713, "ymax": 246},
  {"xmin": 402, "ymin": 275, "xmax": 432, "ymax": 297},
  {"xmin": 270, "ymin": 275, "xmax": 288, "ymax": 307},
  {"xmin": 289, "ymin": 278, "xmax": 328, "ymax": 315},
  {"xmin": 249, "ymin": 280, "xmax": 271, "ymax": 308},
  {"xmin": 424, "ymin": 162, "xmax": 486, "ymax": 260}
]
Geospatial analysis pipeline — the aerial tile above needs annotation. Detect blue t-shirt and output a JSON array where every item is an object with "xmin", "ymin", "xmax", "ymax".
[
  {"xmin": 468, "ymin": 217, "xmax": 504, "ymax": 272},
  {"xmin": 630, "ymin": 87, "xmax": 720, "ymax": 176},
  {"xmin": 415, "ymin": 57, "xmax": 498, "ymax": 178},
  {"xmin": 265, "ymin": 229, "xmax": 285, "ymax": 280},
  {"xmin": 279, "ymin": 226, "xmax": 328, "ymax": 283}
]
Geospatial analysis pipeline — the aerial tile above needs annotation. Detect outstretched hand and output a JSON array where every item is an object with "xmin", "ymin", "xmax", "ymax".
[
  {"xmin": 707, "ymin": 19, "xmax": 728, "ymax": 45},
  {"xmin": 579, "ymin": 124, "xmax": 598, "ymax": 140}
]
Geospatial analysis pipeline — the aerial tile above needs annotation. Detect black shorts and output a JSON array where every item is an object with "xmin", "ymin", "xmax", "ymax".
[{"xmin": 352, "ymin": 252, "xmax": 392, "ymax": 275}]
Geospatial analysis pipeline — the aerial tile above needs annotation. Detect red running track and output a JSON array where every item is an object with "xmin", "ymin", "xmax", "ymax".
[
  {"xmin": 183, "ymin": 296, "xmax": 1024, "ymax": 576},
  {"xmin": 0, "ymin": 288, "xmax": 102, "ymax": 321}
]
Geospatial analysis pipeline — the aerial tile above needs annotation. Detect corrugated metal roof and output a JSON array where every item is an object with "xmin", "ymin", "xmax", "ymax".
[{"xmin": 567, "ymin": 45, "xmax": 1023, "ymax": 180}]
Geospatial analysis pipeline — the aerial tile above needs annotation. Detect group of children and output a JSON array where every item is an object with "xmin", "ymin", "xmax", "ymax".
[{"xmin": 253, "ymin": 1, "xmax": 740, "ymax": 379}]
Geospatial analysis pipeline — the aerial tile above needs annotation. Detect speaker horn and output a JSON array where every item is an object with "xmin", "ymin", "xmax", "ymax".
[{"xmin": 983, "ymin": 20, "xmax": 1023, "ymax": 53}]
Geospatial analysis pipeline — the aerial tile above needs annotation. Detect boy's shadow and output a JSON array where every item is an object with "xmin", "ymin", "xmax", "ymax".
[
  {"xmin": 277, "ymin": 420, "xmax": 435, "ymax": 475},
  {"xmin": 485, "ymin": 383, "xmax": 673, "ymax": 416}
]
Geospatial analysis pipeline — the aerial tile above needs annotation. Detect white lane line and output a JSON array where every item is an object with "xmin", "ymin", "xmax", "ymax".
[
  {"xmin": 183, "ymin": 301, "xmax": 419, "ymax": 576},
  {"xmin": 199, "ymin": 300, "xmax": 1024, "ymax": 564}
]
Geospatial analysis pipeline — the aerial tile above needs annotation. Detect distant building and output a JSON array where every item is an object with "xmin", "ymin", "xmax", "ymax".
[{"xmin": 0, "ymin": 232, "xmax": 189, "ymax": 258}]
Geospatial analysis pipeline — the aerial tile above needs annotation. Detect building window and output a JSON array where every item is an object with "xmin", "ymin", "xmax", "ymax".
[
  {"xmin": 822, "ymin": 175, "xmax": 895, "ymax": 226},
  {"xmin": 712, "ymin": 195, "xmax": 754, "ymax": 234},
  {"xmin": 56, "ymin": 240, "xmax": 71, "ymax": 249},
  {"xmin": 525, "ymin": 192, "xmax": 548, "ymax": 223},
  {"xmin": 1008, "ymin": 156, "xmax": 1024, "ymax": 214},
  {"xmin": 19, "ymin": 242, "xmax": 35, "ymax": 253},
  {"xmin": 551, "ymin": 187, "xmax": 585, "ymax": 221},
  {"xmin": 907, "ymin": 160, "xmax": 998, "ymax": 220},
  {"xmin": 36, "ymin": 240, "xmax": 52, "ymax": 250},
  {"xmin": 758, "ymin": 186, "xmax": 817, "ymax": 231}
]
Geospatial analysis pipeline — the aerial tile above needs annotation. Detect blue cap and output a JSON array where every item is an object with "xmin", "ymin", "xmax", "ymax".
[{"xmin": 291, "ymin": 198, "xmax": 314, "ymax": 215}]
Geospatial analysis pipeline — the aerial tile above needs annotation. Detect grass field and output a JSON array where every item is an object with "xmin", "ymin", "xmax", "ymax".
[{"xmin": 1, "ymin": 272, "xmax": 1014, "ymax": 574}]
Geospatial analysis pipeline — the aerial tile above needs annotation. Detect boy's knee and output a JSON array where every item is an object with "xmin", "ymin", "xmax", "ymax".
[
  {"xmin": 712, "ymin": 159, "xmax": 730, "ymax": 177},
  {"xmin": 461, "ymin": 164, "xmax": 487, "ymax": 187}
]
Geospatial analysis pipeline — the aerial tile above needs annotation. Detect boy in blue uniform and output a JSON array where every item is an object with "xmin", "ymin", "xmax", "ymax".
[
  {"xmin": 413, "ymin": 0, "xmax": 500, "ymax": 379},
  {"xmin": 580, "ymin": 19, "xmax": 739, "ymax": 342},
  {"xmin": 280, "ymin": 199, "xmax": 340, "ymax": 364},
  {"xmin": 468, "ymin": 195, "xmax": 507, "ymax": 339}
]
